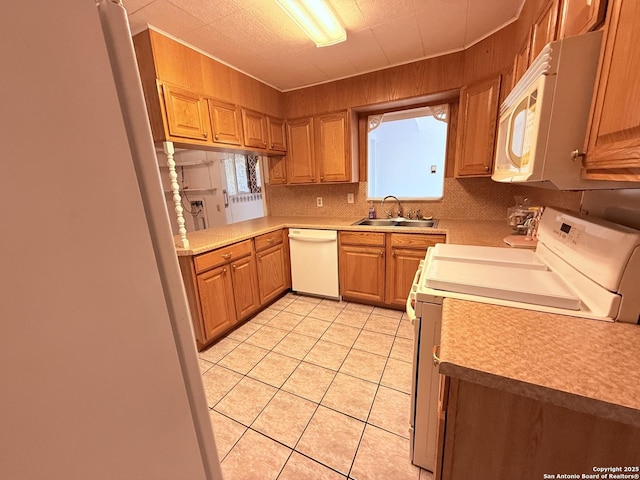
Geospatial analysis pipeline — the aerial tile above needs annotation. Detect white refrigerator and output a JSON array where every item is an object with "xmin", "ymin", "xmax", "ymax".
[{"xmin": 1, "ymin": 1, "xmax": 222, "ymax": 479}]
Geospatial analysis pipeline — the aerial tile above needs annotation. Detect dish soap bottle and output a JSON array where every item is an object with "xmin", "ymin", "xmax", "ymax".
[{"xmin": 368, "ymin": 202, "xmax": 376, "ymax": 219}]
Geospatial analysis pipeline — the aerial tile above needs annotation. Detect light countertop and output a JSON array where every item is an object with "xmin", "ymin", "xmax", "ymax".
[
  {"xmin": 173, "ymin": 216, "xmax": 516, "ymax": 255},
  {"xmin": 439, "ymin": 300, "xmax": 640, "ymax": 427}
]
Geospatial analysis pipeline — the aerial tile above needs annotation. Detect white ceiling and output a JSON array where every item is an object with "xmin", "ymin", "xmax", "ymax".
[{"xmin": 124, "ymin": 0, "xmax": 525, "ymax": 91}]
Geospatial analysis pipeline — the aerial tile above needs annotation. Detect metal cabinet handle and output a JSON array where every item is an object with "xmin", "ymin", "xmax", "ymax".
[
  {"xmin": 221, "ymin": 253, "xmax": 232, "ymax": 260},
  {"xmin": 433, "ymin": 345, "xmax": 441, "ymax": 367},
  {"xmin": 232, "ymin": 264, "xmax": 237, "ymax": 269},
  {"xmin": 380, "ymin": 250, "xmax": 384, "ymax": 256},
  {"xmin": 571, "ymin": 149, "xmax": 586, "ymax": 163},
  {"xmin": 270, "ymin": 143, "xmax": 274, "ymax": 148},
  {"xmin": 266, "ymin": 238, "xmax": 273, "ymax": 243},
  {"xmin": 215, "ymin": 134, "xmax": 219, "ymax": 140},
  {"xmin": 484, "ymin": 165, "xmax": 490, "ymax": 172},
  {"xmin": 222, "ymin": 268, "xmax": 227, "ymax": 273},
  {"xmin": 203, "ymin": 131, "xmax": 208, "ymax": 138}
]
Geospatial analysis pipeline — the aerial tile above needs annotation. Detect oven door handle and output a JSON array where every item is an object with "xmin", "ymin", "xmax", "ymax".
[{"xmin": 405, "ymin": 260, "xmax": 424, "ymax": 325}]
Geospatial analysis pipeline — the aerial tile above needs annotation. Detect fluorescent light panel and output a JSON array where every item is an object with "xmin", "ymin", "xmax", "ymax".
[{"xmin": 275, "ymin": 0, "xmax": 346, "ymax": 47}]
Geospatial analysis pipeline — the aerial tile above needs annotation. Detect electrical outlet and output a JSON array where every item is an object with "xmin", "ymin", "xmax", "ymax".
[
  {"xmin": 316, "ymin": 197, "xmax": 323, "ymax": 207},
  {"xmin": 347, "ymin": 193, "xmax": 354, "ymax": 204}
]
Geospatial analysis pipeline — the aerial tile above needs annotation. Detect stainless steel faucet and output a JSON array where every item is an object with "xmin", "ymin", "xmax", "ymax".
[{"xmin": 381, "ymin": 195, "xmax": 403, "ymax": 218}]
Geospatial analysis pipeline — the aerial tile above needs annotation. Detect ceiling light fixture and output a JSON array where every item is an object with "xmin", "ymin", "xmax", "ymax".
[{"xmin": 274, "ymin": 0, "xmax": 347, "ymax": 47}]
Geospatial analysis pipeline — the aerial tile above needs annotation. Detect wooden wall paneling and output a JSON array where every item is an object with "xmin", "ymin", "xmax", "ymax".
[
  {"xmin": 149, "ymin": 30, "xmax": 203, "ymax": 92},
  {"xmin": 463, "ymin": 23, "xmax": 518, "ymax": 84},
  {"xmin": 132, "ymin": 31, "xmax": 166, "ymax": 142},
  {"xmin": 201, "ymin": 55, "xmax": 233, "ymax": 101},
  {"xmin": 283, "ymin": 52, "xmax": 464, "ymax": 119}
]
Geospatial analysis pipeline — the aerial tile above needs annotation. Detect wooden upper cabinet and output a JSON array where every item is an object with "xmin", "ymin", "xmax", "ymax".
[
  {"xmin": 559, "ymin": 0, "xmax": 607, "ymax": 38},
  {"xmin": 513, "ymin": 32, "xmax": 531, "ymax": 86},
  {"xmin": 207, "ymin": 98, "xmax": 242, "ymax": 146},
  {"xmin": 160, "ymin": 82, "xmax": 209, "ymax": 141},
  {"xmin": 583, "ymin": 0, "xmax": 640, "ymax": 180},
  {"xmin": 531, "ymin": 0, "xmax": 561, "ymax": 61},
  {"xmin": 316, "ymin": 111, "xmax": 351, "ymax": 182},
  {"xmin": 454, "ymin": 75, "xmax": 502, "ymax": 177},
  {"xmin": 242, "ymin": 108, "xmax": 268, "ymax": 149},
  {"xmin": 287, "ymin": 117, "xmax": 316, "ymax": 184},
  {"xmin": 268, "ymin": 156, "xmax": 287, "ymax": 185},
  {"xmin": 267, "ymin": 116, "xmax": 287, "ymax": 152}
]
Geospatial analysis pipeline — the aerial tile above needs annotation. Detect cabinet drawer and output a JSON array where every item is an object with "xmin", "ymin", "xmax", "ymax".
[
  {"xmin": 254, "ymin": 230, "xmax": 283, "ymax": 252},
  {"xmin": 340, "ymin": 231, "xmax": 385, "ymax": 247},
  {"xmin": 389, "ymin": 233, "xmax": 446, "ymax": 250},
  {"xmin": 194, "ymin": 239, "xmax": 253, "ymax": 273}
]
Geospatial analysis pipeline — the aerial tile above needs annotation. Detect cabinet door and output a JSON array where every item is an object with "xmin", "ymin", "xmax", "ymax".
[
  {"xmin": 242, "ymin": 108, "xmax": 268, "ymax": 149},
  {"xmin": 316, "ymin": 111, "xmax": 350, "ymax": 182},
  {"xmin": 454, "ymin": 76, "xmax": 502, "ymax": 177},
  {"xmin": 287, "ymin": 117, "xmax": 316, "ymax": 184},
  {"xmin": 207, "ymin": 98, "xmax": 242, "ymax": 145},
  {"xmin": 161, "ymin": 83, "xmax": 209, "ymax": 141},
  {"xmin": 386, "ymin": 247, "xmax": 426, "ymax": 308},
  {"xmin": 385, "ymin": 234, "xmax": 445, "ymax": 308},
  {"xmin": 583, "ymin": 0, "xmax": 640, "ymax": 180},
  {"xmin": 513, "ymin": 33, "xmax": 531, "ymax": 85},
  {"xmin": 339, "ymin": 245, "xmax": 385, "ymax": 304},
  {"xmin": 256, "ymin": 243, "xmax": 288, "ymax": 305},
  {"xmin": 531, "ymin": 0, "xmax": 560, "ymax": 61},
  {"xmin": 267, "ymin": 116, "xmax": 287, "ymax": 152},
  {"xmin": 268, "ymin": 156, "xmax": 287, "ymax": 185},
  {"xmin": 230, "ymin": 254, "xmax": 260, "ymax": 320},
  {"xmin": 196, "ymin": 266, "xmax": 236, "ymax": 342},
  {"xmin": 559, "ymin": 0, "xmax": 607, "ymax": 38}
]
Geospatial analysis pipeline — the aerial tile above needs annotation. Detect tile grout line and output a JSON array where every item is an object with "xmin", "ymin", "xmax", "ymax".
[{"xmin": 204, "ymin": 293, "xmax": 416, "ymax": 479}]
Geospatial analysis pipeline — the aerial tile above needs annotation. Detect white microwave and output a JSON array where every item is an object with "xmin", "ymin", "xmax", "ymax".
[{"xmin": 492, "ymin": 31, "xmax": 626, "ymax": 190}]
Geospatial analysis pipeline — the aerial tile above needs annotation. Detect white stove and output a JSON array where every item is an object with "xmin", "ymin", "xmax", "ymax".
[
  {"xmin": 415, "ymin": 207, "xmax": 640, "ymax": 322},
  {"xmin": 408, "ymin": 208, "xmax": 640, "ymax": 472}
]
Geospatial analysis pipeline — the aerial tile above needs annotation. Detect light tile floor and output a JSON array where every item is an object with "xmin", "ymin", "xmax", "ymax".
[{"xmin": 199, "ymin": 292, "xmax": 435, "ymax": 480}]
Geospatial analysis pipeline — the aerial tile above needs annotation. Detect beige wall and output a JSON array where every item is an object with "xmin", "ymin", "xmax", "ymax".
[{"xmin": 266, "ymin": 179, "xmax": 581, "ymax": 221}]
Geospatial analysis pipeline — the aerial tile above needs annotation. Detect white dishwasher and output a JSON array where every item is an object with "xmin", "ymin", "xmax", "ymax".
[{"xmin": 288, "ymin": 229, "xmax": 339, "ymax": 299}]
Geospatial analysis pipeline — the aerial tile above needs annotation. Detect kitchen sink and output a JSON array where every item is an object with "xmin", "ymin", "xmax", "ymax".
[
  {"xmin": 356, "ymin": 219, "xmax": 398, "ymax": 226},
  {"xmin": 353, "ymin": 218, "xmax": 438, "ymax": 228}
]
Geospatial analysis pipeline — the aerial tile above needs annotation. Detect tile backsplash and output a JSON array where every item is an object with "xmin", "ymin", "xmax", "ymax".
[{"xmin": 265, "ymin": 178, "xmax": 581, "ymax": 221}]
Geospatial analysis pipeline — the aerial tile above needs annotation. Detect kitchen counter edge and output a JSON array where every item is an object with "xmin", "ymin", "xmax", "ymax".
[
  {"xmin": 439, "ymin": 299, "xmax": 640, "ymax": 428},
  {"xmin": 172, "ymin": 216, "xmax": 512, "ymax": 256}
]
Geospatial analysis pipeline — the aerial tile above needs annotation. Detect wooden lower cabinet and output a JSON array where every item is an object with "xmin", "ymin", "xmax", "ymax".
[
  {"xmin": 340, "ymin": 244, "xmax": 386, "ymax": 304},
  {"xmin": 193, "ymin": 243, "xmax": 259, "ymax": 346},
  {"xmin": 229, "ymin": 254, "xmax": 260, "ymax": 320},
  {"xmin": 196, "ymin": 265, "xmax": 236, "ymax": 341},
  {"xmin": 339, "ymin": 231, "xmax": 445, "ymax": 308},
  {"xmin": 386, "ymin": 233, "xmax": 445, "ymax": 308},
  {"xmin": 255, "ymin": 230, "xmax": 289, "ymax": 305},
  {"xmin": 437, "ymin": 377, "xmax": 640, "ymax": 480}
]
